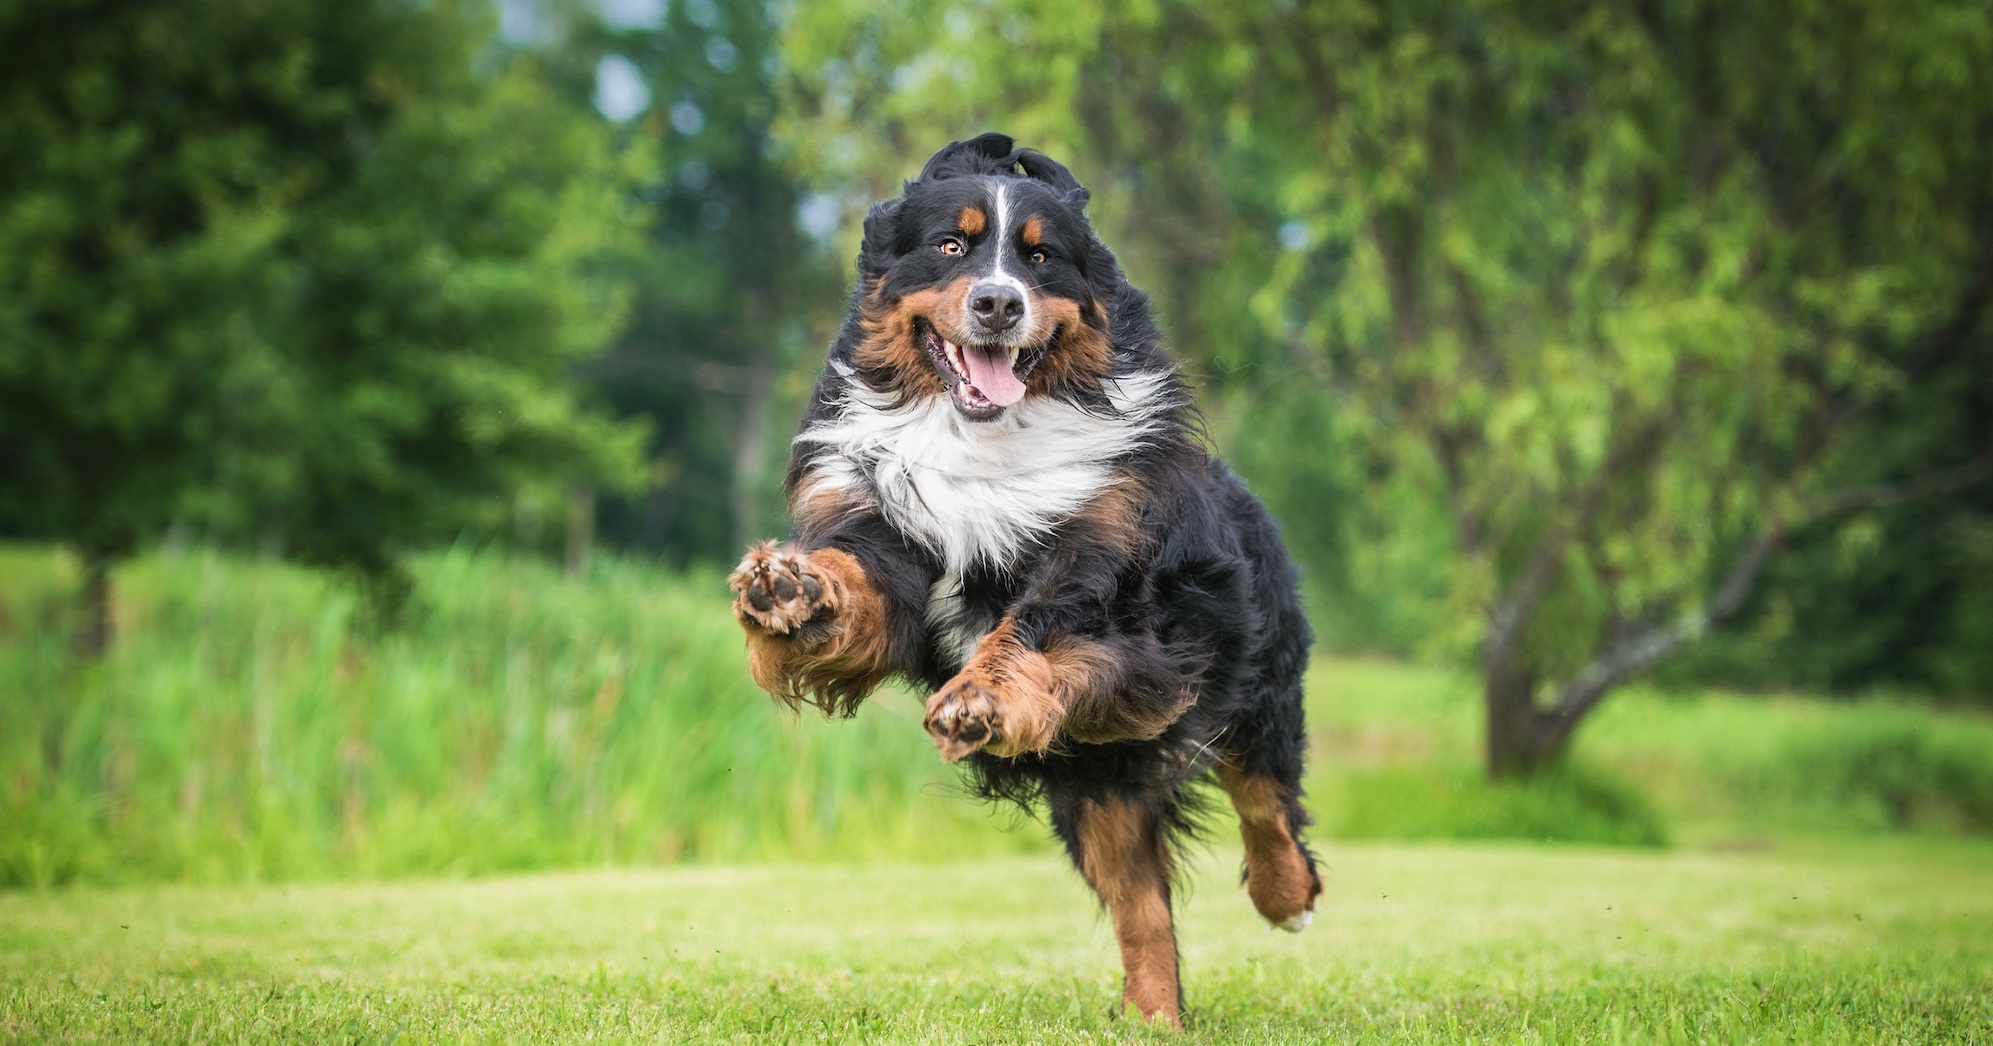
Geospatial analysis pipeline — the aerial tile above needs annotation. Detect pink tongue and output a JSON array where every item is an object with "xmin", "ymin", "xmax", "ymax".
[{"xmin": 961, "ymin": 346, "xmax": 1026, "ymax": 406}]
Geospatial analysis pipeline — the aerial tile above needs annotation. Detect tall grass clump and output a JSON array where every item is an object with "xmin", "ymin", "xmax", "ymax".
[
  {"xmin": 1301, "ymin": 659, "xmax": 1665, "ymax": 846},
  {"xmin": 1778, "ymin": 712, "xmax": 1993, "ymax": 833},
  {"xmin": 1306, "ymin": 657, "xmax": 1993, "ymax": 845},
  {"xmin": 0, "ymin": 545, "xmax": 1041, "ymax": 888},
  {"xmin": 1323, "ymin": 763, "xmax": 1668, "ymax": 847}
]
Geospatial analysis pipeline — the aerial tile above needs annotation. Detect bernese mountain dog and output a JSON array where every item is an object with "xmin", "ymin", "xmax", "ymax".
[{"xmin": 727, "ymin": 132, "xmax": 1319, "ymax": 1028}]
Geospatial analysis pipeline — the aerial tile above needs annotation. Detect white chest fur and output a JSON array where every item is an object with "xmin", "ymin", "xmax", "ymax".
[
  {"xmin": 796, "ymin": 367, "xmax": 1170, "ymax": 576},
  {"xmin": 923, "ymin": 571, "xmax": 982, "ymax": 669}
]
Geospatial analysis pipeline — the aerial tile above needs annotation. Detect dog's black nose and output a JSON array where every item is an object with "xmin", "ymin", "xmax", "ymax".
[{"xmin": 968, "ymin": 283, "xmax": 1025, "ymax": 333}]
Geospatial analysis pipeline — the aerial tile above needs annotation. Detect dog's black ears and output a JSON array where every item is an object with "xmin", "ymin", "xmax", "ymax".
[
  {"xmin": 859, "ymin": 198, "xmax": 905, "ymax": 268},
  {"xmin": 913, "ymin": 132, "xmax": 1091, "ymax": 211},
  {"xmin": 917, "ymin": 133, "xmax": 1018, "ymax": 181},
  {"xmin": 1015, "ymin": 150, "xmax": 1090, "ymax": 211}
]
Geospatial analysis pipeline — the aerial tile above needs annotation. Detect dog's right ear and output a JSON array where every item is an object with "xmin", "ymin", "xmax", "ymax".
[{"xmin": 916, "ymin": 133, "xmax": 1018, "ymax": 182}]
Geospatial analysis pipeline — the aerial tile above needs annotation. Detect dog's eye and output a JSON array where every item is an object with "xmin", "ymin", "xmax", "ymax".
[
  {"xmin": 938, "ymin": 238, "xmax": 964, "ymax": 256},
  {"xmin": 1029, "ymin": 248, "xmax": 1050, "ymax": 265}
]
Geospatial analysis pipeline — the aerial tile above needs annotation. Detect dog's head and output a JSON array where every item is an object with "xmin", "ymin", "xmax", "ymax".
[{"xmin": 851, "ymin": 133, "xmax": 1119, "ymax": 420}]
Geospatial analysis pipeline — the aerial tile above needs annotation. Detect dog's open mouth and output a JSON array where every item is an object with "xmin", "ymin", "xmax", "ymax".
[{"xmin": 919, "ymin": 321, "xmax": 1045, "ymax": 420}]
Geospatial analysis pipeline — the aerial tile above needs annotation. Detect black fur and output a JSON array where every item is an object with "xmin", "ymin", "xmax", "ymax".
[{"xmin": 769, "ymin": 133, "xmax": 1318, "ymax": 1017}]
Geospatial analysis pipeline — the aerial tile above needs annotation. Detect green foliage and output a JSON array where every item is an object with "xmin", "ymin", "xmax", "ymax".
[
  {"xmin": 0, "ymin": 0, "xmax": 647, "ymax": 573},
  {"xmin": 1675, "ymin": 504, "xmax": 1993, "ymax": 703},
  {"xmin": 1216, "ymin": 384, "xmax": 1454, "ymax": 656},
  {"xmin": 0, "ymin": 545, "xmax": 1039, "ymax": 888},
  {"xmin": 777, "ymin": 0, "xmax": 1993, "ymax": 760},
  {"xmin": 512, "ymin": 0, "xmax": 844, "ymax": 563},
  {"xmin": 6, "ymin": 546, "xmax": 1993, "ymax": 890},
  {"xmin": 1783, "ymin": 717, "xmax": 1993, "ymax": 833},
  {"xmin": 1307, "ymin": 656, "xmax": 1993, "ymax": 843}
]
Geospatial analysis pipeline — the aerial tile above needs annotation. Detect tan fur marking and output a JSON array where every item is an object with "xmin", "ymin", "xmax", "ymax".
[
  {"xmin": 1055, "ymin": 653, "xmax": 1191, "ymax": 746},
  {"xmin": 1068, "ymin": 480, "xmax": 1149, "ymax": 553},
  {"xmin": 957, "ymin": 206, "xmax": 986, "ymax": 236},
  {"xmin": 1021, "ymin": 214, "xmax": 1044, "ymax": 246},
  {"xmin": 1216, "ymin": 764, "xmax": 1321, "ymax": 926},
  {"xmin": 1039, "ymin": 633, "xmax": 1122, "ymax": 711},
  {"xmin": 1032, "ymin": 484, "xmax": 1194, "ymax": 745},
  {"xmin": 1024, "ymin": 295, "xmax": 1113, "ymax": 396},
  {"xmin": 926, "ymin": 568, "xmax": 1194, "ymax": 758},
  {"xmin": 851, "ymin": 277, "xmax": 977, "ymax": 397},
  {"xmin": 924, "ymin": 618, "xmax": 1064, "ymax": 760},
  {"xmin": 788, "ymin": 482, "xmax": 863, "ymax": 535},
  {"xmin": 733, "ymin": 543, "xmax": 892, "ymax": 716},
  {"xmin": 1076, "ymin": 797, "xmax": 1180, "ymax": 1027},
  {"xmin": 859, "ymin": 277, "xmax": 1112, "ymax": 406}
]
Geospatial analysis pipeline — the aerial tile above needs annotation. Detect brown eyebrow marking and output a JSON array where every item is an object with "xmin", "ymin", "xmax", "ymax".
[
  {"xmin": 1021, "ymin": 215, "xmax": 1044, "ymax": 246},
  {"xmin": 957, "ymin": 206, "xmax": 987, "ymax": 236}
]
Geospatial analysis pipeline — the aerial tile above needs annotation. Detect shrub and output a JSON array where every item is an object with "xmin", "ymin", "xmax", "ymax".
[
  {"xmin": 1784, "ymin": 718, "xmax": 1993, "ymax": 833},
  {"xmin": 1325, "ymin": 763, "xmax": 1668, "ymax": 847}
]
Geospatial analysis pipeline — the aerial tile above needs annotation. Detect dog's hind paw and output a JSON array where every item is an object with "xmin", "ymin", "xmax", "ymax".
[{"xmin": 729, "ymin": 541, "xmax": 837, "ymax": 637}]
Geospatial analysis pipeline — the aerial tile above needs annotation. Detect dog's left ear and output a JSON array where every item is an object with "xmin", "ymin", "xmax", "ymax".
[{"xmin": 1016, "ymin": 151, "xmax": 1091, "ymax": 212}]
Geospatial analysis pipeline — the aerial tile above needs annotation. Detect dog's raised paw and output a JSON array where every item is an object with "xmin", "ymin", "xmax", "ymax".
[
  {"xmin": 729, "ymin": 541, "xmax": 836, "ymax": 636},
  {"xmin": 923, "ymin": 679, "xmax": 1009, "ymax": 761}
]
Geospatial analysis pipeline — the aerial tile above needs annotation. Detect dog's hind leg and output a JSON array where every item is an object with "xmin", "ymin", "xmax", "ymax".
[
  {"xmin": 1215, "ymin": 760, "xmax": 1321, "ymax": 931},
  {"xmin": 1053, "ymin": 791, "xmax": 1182, "ymax": 1028}
]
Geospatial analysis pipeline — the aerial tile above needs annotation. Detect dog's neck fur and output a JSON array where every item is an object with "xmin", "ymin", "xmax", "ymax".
[{"xmin": 797, "ymin": 364, "xmax": 1172, "ymax": 577}]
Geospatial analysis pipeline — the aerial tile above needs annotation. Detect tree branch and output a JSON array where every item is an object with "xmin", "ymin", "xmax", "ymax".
[
  {"xmin": 1803, "ymin": 445, "xmax": 1993, "ymax": 523},
  {"xmin": 1542, "ymin": 529, "xmax": 1779, "ymax": 733},
  {"xmin": 1540, "ymin": 445, "xmax": 1993, "ymax": 734},
  {"xmin": 1483, "ymin": 400, "xmax": 1670, "ymax": 673}
]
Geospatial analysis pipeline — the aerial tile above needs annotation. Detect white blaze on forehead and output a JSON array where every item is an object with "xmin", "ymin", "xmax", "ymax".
[{"xmin": 966, "ymin": 179, "xmax": 1031, "ymax": 332}]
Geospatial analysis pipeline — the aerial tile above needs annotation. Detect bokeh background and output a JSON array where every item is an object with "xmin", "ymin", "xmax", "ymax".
[{"xmin": 3, "ymin": 0, "xmax": 1990, "ymax": 888}]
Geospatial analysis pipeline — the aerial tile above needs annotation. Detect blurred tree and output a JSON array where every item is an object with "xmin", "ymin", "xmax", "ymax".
[
  {"xmin": 0, "ymin": 0, "xmax": 647, "ymax": 652},
  {"xmin": 780, "ymin": 0, "xmax": 1993, "ymax": 772},
  {"xmin": 507, "ymin": 0, "xmax": 842, "ymax": 564}
]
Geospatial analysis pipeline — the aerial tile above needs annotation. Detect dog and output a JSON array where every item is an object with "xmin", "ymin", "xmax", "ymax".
[{"xmin": 727, "ymin": 133, "xmax": 1319, "ymax": 1028}]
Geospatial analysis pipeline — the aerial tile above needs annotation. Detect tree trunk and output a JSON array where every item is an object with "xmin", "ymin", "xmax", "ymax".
[
  {"xmin": 70, "ymin": 550, "xmax": 114, "ymax": 660},
  {"xmin": 1484, "ymin": 660, "xmax": 1560, "ymax": 778}
]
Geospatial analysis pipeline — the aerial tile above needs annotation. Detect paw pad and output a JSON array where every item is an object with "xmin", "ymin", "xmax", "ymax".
[
  {"xmin": 923, "ymin": 681, "xmax": 1007, "ymax": 762},
  {"xmin": 729, "ymin": 542, "xmax": 833, "ymax": 636}
]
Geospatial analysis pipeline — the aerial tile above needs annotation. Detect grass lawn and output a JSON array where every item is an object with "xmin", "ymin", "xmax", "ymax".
[{"xmin": 5, "ymin": 839, "xmax": 1990, "ymax": 1043}]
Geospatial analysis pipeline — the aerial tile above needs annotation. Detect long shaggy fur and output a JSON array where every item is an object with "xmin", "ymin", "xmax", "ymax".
[{"xmin": 729, "ymin": 132, "xmax": 1321, "ymax": 1025}]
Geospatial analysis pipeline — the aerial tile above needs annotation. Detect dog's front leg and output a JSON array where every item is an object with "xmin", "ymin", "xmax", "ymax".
[
  {"xmin": 729, "ymin": 541, "xmax": 898, "ymax": 714},
  {"xmin": 923, "ymin": 618, "xmax": 1064, "ymax": 760},
  {"xmin": 923, "ymin": 622, "xmax": 1195, "ymax": 759},
  {"xmin": 923, "ymin": 500, "xmax": 1160, "ymax": 760}
]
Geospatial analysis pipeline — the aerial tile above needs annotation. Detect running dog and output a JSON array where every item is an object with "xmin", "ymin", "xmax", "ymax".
[{"xmin": 728, "ymin": 133, "xmax": 1319, "ymax": 1027}]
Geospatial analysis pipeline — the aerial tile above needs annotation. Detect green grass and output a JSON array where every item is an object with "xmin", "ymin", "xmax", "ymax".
[
  {"xmin": 4, "ymin": 839, "xmax": 1990, "ymax": 1042},
  {"xmin": 0, "ymin": 545, "xmax": 1038, "ymax": 888},
  {"xmin": 7, "ymin": 546, "xmax": 1993, "ymax": 1039},
  {"xmin": 6, "ymin": 544, "xmax": 1993, "ymax": 887}
]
